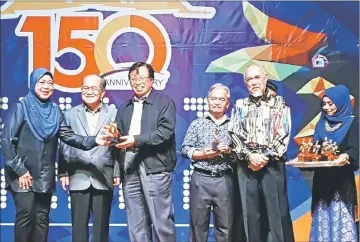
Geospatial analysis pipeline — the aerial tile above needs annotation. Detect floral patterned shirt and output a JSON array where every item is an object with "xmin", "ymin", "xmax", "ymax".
[{"xmin": 181, "ymin": 114, "xmax": 235, "ymax": 172}]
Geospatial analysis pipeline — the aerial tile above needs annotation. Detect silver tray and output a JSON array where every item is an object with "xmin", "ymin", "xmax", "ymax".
[{"xmin": 286, "ymin": 158, "xmax": 341, "ymax": 167}]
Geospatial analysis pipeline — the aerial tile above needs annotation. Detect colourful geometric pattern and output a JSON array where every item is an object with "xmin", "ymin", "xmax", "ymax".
[
  {"xmin": 205, "ymin": 49, "xmax": 305, "ymax": 81},
  {"xmin": 297, "ymin": 76, "xmax": 355, "ymax": 103},
  {"xmin": 293, "ymin": 113, "xmax": 321, "ymax": 144},
  {"xmin": 206, "ymin": 2, "xmax": 328, "ymax": 80}
]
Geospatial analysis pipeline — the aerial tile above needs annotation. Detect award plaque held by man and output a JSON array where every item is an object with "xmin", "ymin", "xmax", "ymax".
[{"xmin": 107, "ymin": 122, "xmax": 120, "ymax": 144}]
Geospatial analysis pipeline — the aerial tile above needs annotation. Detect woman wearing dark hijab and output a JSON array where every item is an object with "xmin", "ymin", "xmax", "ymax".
[
  {"xmin": 309, "ymin": 85, "xmax": 358, "ymax": 242},
  {"xmin": 1, "ymin": 68, "xmax": 106, "ymax": 242}
]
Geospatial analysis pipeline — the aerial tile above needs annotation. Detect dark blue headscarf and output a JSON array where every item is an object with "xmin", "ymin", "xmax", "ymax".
[
  {"xmin": 313, "ymin": 85, "xmax": 353, "ymax": 144},
  {"xmin": 20, "ymin": 68, "xmax": 60, "ymax": 141}
]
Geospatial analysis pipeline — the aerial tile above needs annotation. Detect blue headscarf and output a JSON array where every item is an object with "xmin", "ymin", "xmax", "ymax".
[
  {"xmin": 313, "ymin": 85, "xmax": 354, "ymax": 144},
  {"xmin": 20, "ymin": 68, "xmax": 60, "ymax": 141}
]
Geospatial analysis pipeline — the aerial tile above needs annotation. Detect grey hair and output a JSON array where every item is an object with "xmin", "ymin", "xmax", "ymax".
[
  {"xmin": 99, "ymin": 77, "xmax": 107, "ymax": 90},
  {"xmin": 207, "ymin": 83, "xmax": 231, "ymax": 100},
  {"xmin": 243, "ymin": 63, "xmax": 267, "ymax": 81},
  {"xmin": 82, "ymin": 74, "xmax": 107, "ymax": 90}
]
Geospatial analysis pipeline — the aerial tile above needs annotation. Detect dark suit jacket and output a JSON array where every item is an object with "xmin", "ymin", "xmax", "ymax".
[
  {"xmin": 58, "ymin": 104, "xmax": 119, "ymax": 191},
  {"xmin": 115, "ymin": 90, "xmax": 177, "ymax": 177}
]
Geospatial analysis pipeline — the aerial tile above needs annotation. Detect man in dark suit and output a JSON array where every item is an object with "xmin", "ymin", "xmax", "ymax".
[
  {"xmin": 105, "ymin": 62, "xmax": 177, "ymax": 242},
  {"xmin": 58, "ymin": 74, "xmax": 120, "ymax": 242}
]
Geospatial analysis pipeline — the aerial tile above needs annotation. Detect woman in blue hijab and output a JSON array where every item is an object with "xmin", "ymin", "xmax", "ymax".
[
  {"xmin": 1, "ymin": 68, "xmax": 104, "ymax": 242},
  {"xmin": 20, "ymin": 68, "xmax": 60, "ymax": 141},
  {"xmin": 309, "ymin": 85, "xmax": 358, "ymax": 242}
]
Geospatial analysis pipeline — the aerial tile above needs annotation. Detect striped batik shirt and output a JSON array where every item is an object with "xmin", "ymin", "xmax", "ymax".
[{"xmin": 228, "ymin": 91, "xmax": 291, "ymax": 161}]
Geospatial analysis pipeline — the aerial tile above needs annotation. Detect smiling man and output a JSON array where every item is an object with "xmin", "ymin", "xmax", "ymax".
[
  {"xmin": 105, "ymin": 62, "xmax": 177, "ymax": 242},
  {"xmin": 229, "ymin": 64, "xmax": 294, "ymax": 242},
  {"xmin": 58, "ymin": 74, "xmax": 120, "ymax": 242}
]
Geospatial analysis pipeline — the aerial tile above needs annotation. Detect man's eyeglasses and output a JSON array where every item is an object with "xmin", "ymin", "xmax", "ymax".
[
  {"xmin": 129, "ymin": 76, "xmax": 150, "ymax": 83},
  {"xmin": 81, "ymin": 86, "xmax": 103, "ymax": 94}
]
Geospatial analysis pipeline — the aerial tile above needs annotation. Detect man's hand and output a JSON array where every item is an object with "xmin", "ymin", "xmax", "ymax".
[
  {"xmin": 203, "ymin": 147, "xmax": 221, "ymax": 159},
  {"xmin": 113, "ymin": 177, "xmax": 121, "ymax": 186},
  {"xmin": 115, "ymin": 135, "xmax": 135, "ymax": 149},
  {"xmin": 18, "ymin": 171, "xmax": 32, "ymax": 190},
  {"xmin": 60, "ymin": 176, "xmax": 69, "ymax": 191},
  {"xmin": 217, "ymin": 142, "xmax": 232, "ymax": 155},
  {"xmin": 95, "ymin": 134, "xmax": 112, "ymax": 146},
  {"xmin": 248, "ymin": 163, "xmax": 261, "ymax": 171},
  {"xmin": 249, "ymin": 153, "xmax": 269, "ymax": 166},
  {"xmin": 334, "ymin": 153, "xmax": 350, "ymax": 166},
  {"xmin": 248, "ymin": 153, "xmax": 269, "ymax": 171}
]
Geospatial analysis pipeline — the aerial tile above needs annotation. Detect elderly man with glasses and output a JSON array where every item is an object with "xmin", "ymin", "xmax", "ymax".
[
  {"xmin": 58, "ymin": 74, "xmax": 120, "ymax": 242},
  {"xmin": 104, "ymin": 62, "xmax": 177, "ymax": 242}
]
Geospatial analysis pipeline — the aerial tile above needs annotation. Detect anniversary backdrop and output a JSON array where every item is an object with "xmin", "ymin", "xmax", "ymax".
[{"xmin": 0, "ymin": 1, "xmax": 359, "ymax": 241}]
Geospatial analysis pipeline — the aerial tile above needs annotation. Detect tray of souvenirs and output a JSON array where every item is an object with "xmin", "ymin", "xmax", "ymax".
[{"xmin": 286, "ymin": 138, "xmax": 342, "ymax": 168}]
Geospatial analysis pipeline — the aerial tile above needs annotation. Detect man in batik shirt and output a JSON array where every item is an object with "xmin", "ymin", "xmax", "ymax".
[
  {"xmin": 229, "ymin": 64, "xmax": 294, "ymax": 242},
  {"xmin": 181, "ymin": 83, "xmax": 243, "ymax": 242}
]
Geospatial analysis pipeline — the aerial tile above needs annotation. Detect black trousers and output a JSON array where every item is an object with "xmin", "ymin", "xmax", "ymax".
[
  {"xmin": 70, "ymin": 186, "xmax": 113, "ymax": 242},
  {"xmin": 237, "ymin": 161, "xmax": 295, "ymax": 242},
  {"xmin": 232, "ymin": 171, "xmax": 247, "ymax": 242},
  {"xmin": 11, "ymin": 191, "xmax": 52, "ymax": 242}
]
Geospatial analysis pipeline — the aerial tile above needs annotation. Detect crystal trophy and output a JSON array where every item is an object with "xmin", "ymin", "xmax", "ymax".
[
  {"xmin": 212, "ymin": 126, "xmax": 220, "ymax": 151},
  {"xmin": 107, "ymin": 122, "xmax": 120, "ymax": 144}
]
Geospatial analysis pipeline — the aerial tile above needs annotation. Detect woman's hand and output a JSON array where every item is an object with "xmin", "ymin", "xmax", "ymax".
[
  {"xmin": 18, "ymin": 171, "xmax": 32, "ymax": 190},
  {"xmin": 334, "ymin": 153, "xmax": 350, "ymax": 166}
]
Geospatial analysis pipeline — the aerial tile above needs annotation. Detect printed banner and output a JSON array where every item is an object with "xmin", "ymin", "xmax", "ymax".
[{"xmin": 0, "ymin": 1, "xmax": 359, "ymax": 241}]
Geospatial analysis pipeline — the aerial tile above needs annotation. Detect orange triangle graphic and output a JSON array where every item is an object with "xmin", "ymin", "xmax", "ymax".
[{"xmin": 314, "ymin": 78, "xmax": 325, "ymax": 93}]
